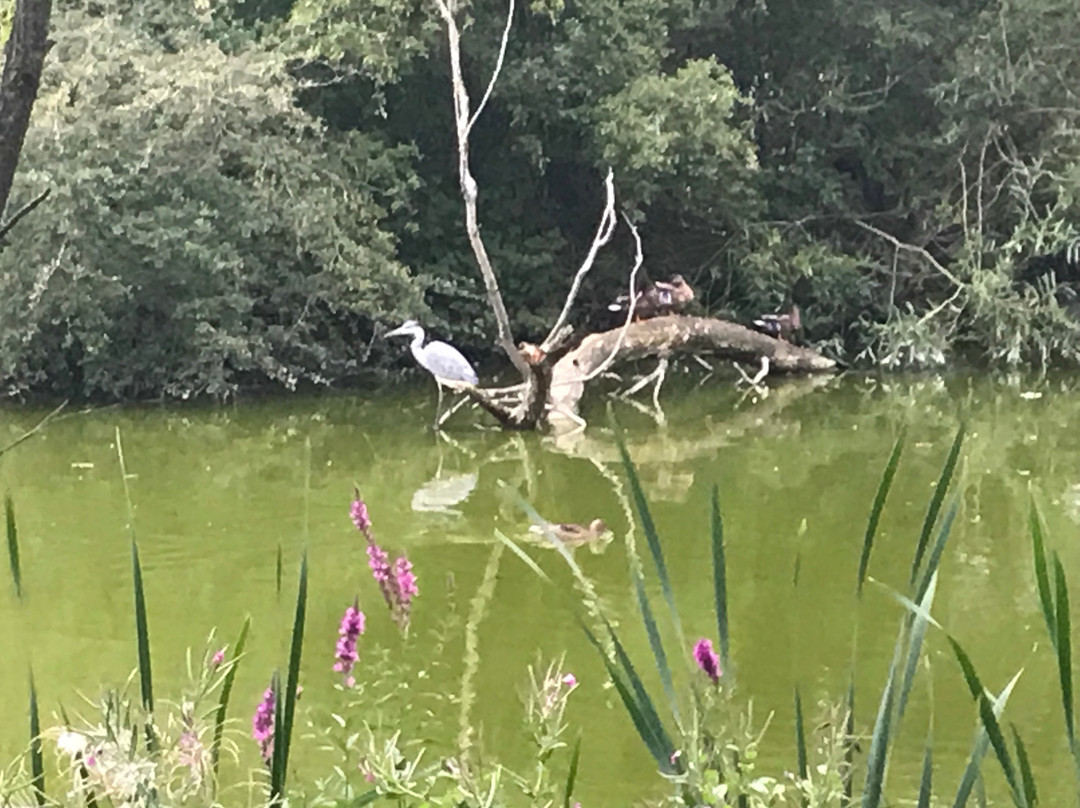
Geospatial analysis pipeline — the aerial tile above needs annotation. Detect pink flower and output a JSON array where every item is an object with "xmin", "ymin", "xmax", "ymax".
[
  {"xmin": 693, "ymin": 638, "xmax": 721, "ymax": 684},
  {"xmin": 252, "ymin": 686, "xmax": 276, "ymax": 763},
  {"xmin": 210, "ymin": 647, "xmax": 226, "ymax": 668},
  {"xmin": 562, "ymin": 673, "xmax": 577, "ymax": 688},
  {"xmin": 351, "ymin": 495, "xmax": 371, "ymax": 533},
  {"xmin": 333, "ymin": 601, "xmax": 366, "ymax": 686},
  {"xmin": 368, "ymin": 544, "xmax": 391, "ymax": 584},
  {"xmin": 393, "ymin": 556, "xmax": 418, "ymax": 602}
]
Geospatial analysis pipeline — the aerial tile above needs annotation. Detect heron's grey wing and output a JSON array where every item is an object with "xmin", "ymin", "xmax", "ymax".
[{"xmin": 426, "ymin": 340, "xmax": 479, "ymax": 385}]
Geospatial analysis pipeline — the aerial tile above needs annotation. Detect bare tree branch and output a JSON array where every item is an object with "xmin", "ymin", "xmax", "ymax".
[
  {"xmin": 466, "ymin": 0, "xmax": 515, "ymax": 137},
  {"xmin": 0, "ymin": 186, "xmax": 49, "ymax": 243},
  {"xmin": 575, "ymin": 211, "xmax": 644, "ymax": 383},
  {"xmin": 0, "ymin": 0, "xmax": 53, "ymax": 220},
  {"xmin": 540, "ymin": 168, "xmax": 617, "ymax": 352},
  {"xmin": 855, "ymin": 220, "xmax": 964, "ymax": 288},
  {"xmin": 433, "ymin": 0, "xmax": 531, "ymax": 381}
]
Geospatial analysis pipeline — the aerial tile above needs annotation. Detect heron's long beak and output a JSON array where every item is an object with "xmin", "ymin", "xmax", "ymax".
[{"xmin": 383, "ymin": 325, "xmax": 409, "ymax": 338}]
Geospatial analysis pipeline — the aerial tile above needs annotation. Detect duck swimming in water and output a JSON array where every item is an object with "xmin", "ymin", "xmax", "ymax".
[
  {"xmin": 752, "ymin": 305, "xmax": 801, "ymax": 342},
  {"xmin": 528, "ymin": 518, "xmax": 611, "ymax": 545},
  {"xmin": 608, "ymin": 275, "xmax": 695, "ymax": 321}
]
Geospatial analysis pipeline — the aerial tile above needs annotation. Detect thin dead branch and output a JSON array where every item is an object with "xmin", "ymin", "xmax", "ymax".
[
  {"xmin": 540, "ymin": 169, "xmax": 617, "ymax": 352},
  {"xmin": 0, "ymin": 187, "xmax": 49, "ymax": 242},
  {"xmin": 855, "ymin": 220, "xmax": 964, "ymax": 288}
]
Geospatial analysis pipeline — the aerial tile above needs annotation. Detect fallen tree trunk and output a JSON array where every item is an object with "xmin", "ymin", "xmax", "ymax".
[{"xmin": 548, "ymin": 315, "xmax": 837, "ymax": 421}]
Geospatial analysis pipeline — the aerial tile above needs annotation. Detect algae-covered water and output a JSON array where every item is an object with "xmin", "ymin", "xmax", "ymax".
[{"xmin": 2, "ymin": 372, "xmax": 1078, "ymax": 804}]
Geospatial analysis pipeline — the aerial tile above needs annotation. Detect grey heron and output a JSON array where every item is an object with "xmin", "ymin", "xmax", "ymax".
[{"xmin": 384, "ymin": 320, "xmax": 479, "ymax": 428}]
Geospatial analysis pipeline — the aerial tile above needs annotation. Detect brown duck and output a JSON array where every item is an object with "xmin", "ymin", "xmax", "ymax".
[
  {"xmin": 608, "ymin": 275, "xmax": 695, "ymax": 321},
  {"xmin": 528, "ymin": 518, "xmax": 611, "ymax": 545},
  {"xmin": 752, "ymin": 305, "xmax": 801, "ymax": 341}
]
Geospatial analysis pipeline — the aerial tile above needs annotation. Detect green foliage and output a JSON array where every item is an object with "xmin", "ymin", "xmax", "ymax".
[
  {"xmin": 0, "ymin": 8, "xmax": 424, "ymax": 400},
  {"xmin": 596, "ymin": 58, "xmax": 758, "ymax": 216}
]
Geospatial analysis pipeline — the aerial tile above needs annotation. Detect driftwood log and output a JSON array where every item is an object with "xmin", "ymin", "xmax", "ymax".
[{"xmin": 548, "ymin": 315, "xmax": 837, "ymax": 422}]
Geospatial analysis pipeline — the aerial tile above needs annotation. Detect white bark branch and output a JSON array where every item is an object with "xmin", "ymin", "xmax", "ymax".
[
  {"xmin": 466, "ymin": 0, "xmax": 515, "ymax": 137},
  {"xmin": 434, "ymin": 0, "xmax": 531, "ymax": 381},
  {"xmin": 540, "ymin": 168, "xmax": 617, "ymax": 351}
]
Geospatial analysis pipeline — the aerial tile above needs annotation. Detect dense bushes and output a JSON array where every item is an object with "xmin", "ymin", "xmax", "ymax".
[{"xmin": 3, "ymin": 0, "xmax": 1080, "ymax": 400}]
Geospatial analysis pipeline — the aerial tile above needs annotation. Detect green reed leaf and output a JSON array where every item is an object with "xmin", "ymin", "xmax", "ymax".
[
  {"xmin": 711, "ymin": 485, "xmax": 731, "ymax": 678},
  {"xmin": 277, "ymin": 550, "xmax": 308, "ymax": 801},
  {"xmin": 29, "ymin": 670, "xmax": 44, "ymax": 806},
  {"xmin": 898, "ymin": 570, "xmax": 939, "ymax": 723},
  {"xmin": 276, "ymin": 542, "xmax": 283, "ymax": 602},
  {"xmin": 581, "ymin": 624, "xmax": 673, "ymax": 773},
  {"xmin": 563, "ymin": 733, "xmax": 582, "ymax": 808},
  {"xmin": 131, "ymin": 541, "xmax": 154, "ymax": 717},
  {"xmin": 914, "ymin": 499, "xmax": 958, "ymax": 606},
  {"xmin": 611, "ymin": 416, "xmax": 685, "ymax": 647},
  {"xmin": 5, "ymin": 493, "xmax": 21, "ymax": 600},
  {"xmin": 948, "ymin": 636, "xmax": 1025, "ymax": 807},
  {"xmin": 494, "ymin": 529, "xmax": 551, "ymax": 583},
  {"xmin": 860, "ymin": 635, "xmax": 902, "ymax": 808},
  {"xmin": 917, "ymin": 730, "xmax": 933, "ymax": 808},
  {"xmin": 857, "ymin": 428, "xmax": 906, "ymax": 598},
  {"xmin": 1011, "ymin": 724, "xmax": 1037, "ymax": 808},
  {"xmin": 950, "ymin": 668, "xmax": 1023, "ymax": 808},
  {"xmin": 1052, "ymin": 552, "xmax": 1075, "ymax": 750},
  {"xmin": 605, "ymin": 618, "xmax": 675, "ymax": 769},
  {"xmin": 270, "ymin": 672, "xmax": 284, "ymax": 802},
  {"xmin": 794, "ymin": 686, "xmax": 808, "ymax": 782},
  {"xmin": 1030, "ymin": 502, "xmax": 1056, "ymax": 647},
  {"xmin": 910, "ymin": 425, "xmax": 964, "ymax": 586},
  {"xmin": 627, "ymin": 547, "xmax": 680, "ymax": 727},
  {"xmin": 212, "ymin": 615, "xmax": 251, "ymax": 780}
]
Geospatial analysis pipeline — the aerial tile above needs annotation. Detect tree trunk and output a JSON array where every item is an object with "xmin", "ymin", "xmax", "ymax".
[
  {"xmin": 0, "ymin": 0, "xmax": 52, "ymax": 220},
  {"xmin": 548, "ymin": 315, "xmax": 837, "ymax": 421}
]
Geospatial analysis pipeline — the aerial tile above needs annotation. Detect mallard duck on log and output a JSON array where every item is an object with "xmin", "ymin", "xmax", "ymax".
[
  {"xmin": 752, "ymin": 305, "xmax": 801, "ymax": 342},
  {"xmin": 608, "ymin": 275, "xmax": 695, "ymax": 321}
]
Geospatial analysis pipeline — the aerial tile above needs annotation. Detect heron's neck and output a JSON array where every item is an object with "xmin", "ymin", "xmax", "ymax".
[{"xmin": 408, "ymin": 330, "xmax": 426, "ymax": 363}]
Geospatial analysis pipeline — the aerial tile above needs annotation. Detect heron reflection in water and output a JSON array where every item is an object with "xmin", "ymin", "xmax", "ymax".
[{"xmin": 384, "ymin": 320, "xmax": 479, "ymax": 429}]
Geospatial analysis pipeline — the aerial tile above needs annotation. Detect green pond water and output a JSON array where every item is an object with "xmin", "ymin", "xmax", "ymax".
[{"xmin": 2, "ymin": 372, "xmax": 1080, "ymax": 804}]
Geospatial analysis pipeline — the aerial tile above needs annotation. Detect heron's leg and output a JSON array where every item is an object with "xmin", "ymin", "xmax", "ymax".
[{"xmin": 432, "ymin": 381, "xmax": 445, "ymax": 431}]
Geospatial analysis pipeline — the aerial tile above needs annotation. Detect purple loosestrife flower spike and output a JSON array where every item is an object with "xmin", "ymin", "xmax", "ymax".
[
  {"xmin": 393, "ymin": 556, "xmax": 418, "ymax": 602},
  {"xmin": 694, "ymin": 638, "xmax": 721, "ymax": 684},
  {"xmin": 252, "ymin": 686, "xmax": 276, "ymax": 763},
  {"xmin": 351, "ymin": 492, "xmax": 371, "ymax": 534},
  {"xmin": 333, "ymin": 600, "xmax": 366, "ymax": 687}
]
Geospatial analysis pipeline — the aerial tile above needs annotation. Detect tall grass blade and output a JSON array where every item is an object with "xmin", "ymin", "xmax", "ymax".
[
  {"xmin": 898, "ymin": 571, "xmax": 939, "ymax": 723},
  {"xmin": 494, "ymin": 530, "xmax": 552, "ymax": 582},
  {"xmin": 212, "ymin": 615, "xmax": 251, "ymax": 780},
  {"xmin": 857, "ymin": 428, "xmax": 906, "ymax": 598},
  {"xmin": 270, "ymin": 672, "xmax": 284, "ymax": 802},
  {"xmin": 913, "ymin": 499, "xmax": 958, "ymax": 605},
  {"xmin": 950, "ymin": 669, "xmax": 1023, "ymax": 808},
  {"xmin": 860, "ymin": 638, "xmax": 902, "ymax": 808},
  {"xmin": 711, "ymin": 485, "xmax": 731, "ymax": 676},
  {"xmin": 611, "ymin": 417, "xmax": 685, "ymax": 644},
  {"xmin": 277, "ymin": 550, "xmax": 308, "ymax": 799},
  {"xmin": 910, "ymin": 425, "xmax": 964, "ymax": 586},
  {"xmin": 1052, "ymin": 552, "xmax": 1075, "ymax": 752},
  {"xmin": 131, "ymin": 542, "xmax": 154, "ymax": 716},
  {"xmin": 5, "ymin": 493, "xmax": 21, "ymax": 600},
  {"xmin": 628, "ymin": 557, "xmax": 680, "ymax": 725},
  {"xmin": 948, "ymin": 637, "xmax": 1025, "ymax": 807},
  {"xmin": 1029, "ymin": 502, "xmax": 1056, "ymax": 645},
  {"xmin": 581, "ymin": 624, "xmax": 674, "ymax": 773},
  {"xmin": 29, "ymin": 670, "xmax": 44, "ymax": 806},
  {"xmin": 563, "ymin": 733, "xmax": 582, "ymax": 808},
  {"xmin": 605, "ymin": 619, "xmax": 675, "ymax": 767},
  {"xmin": 916, "ymin": 731, "xmax": 933, "ymax": 808},
  {"xmin": 1011, "ymin": 724, "xmax": 1037, "ymax": 808},
  {"xmin": 794, "ymin": 686, "xmax": 808, "ymax": 781}
]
